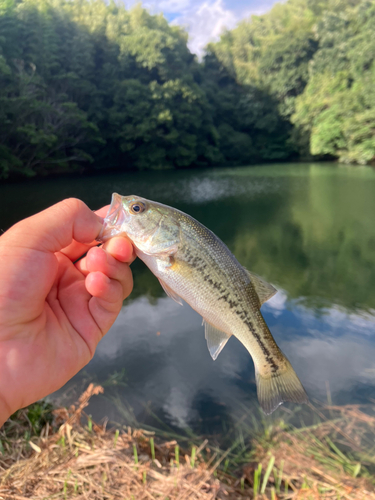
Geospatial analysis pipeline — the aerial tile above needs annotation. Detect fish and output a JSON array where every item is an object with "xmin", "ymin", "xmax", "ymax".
[{"xmin": 98, "ymin": 193, "xmax": 308, "ymax": 414}]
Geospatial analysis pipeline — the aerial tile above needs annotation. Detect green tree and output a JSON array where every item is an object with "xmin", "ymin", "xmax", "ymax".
[
  {"xmin": 202, "ymin": 53, "xmax": 293, "ymax": 164},
  {"xmin": 1, "ymin": 0, "xmax": 375, "ymax": 178},
  {"xmin": 292, "ymin": 1, "xmax": 375, "ymax": 164}
]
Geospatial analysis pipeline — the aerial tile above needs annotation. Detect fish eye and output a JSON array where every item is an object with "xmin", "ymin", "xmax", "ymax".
[{"xmin": 130, "ymin": 201, "xmax": 146, "ymax": 215}]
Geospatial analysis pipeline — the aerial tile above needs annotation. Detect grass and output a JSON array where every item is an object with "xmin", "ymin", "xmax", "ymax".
[{"xmin": 1, "ymin": 385, "xmax": 375, "ymax": 499}]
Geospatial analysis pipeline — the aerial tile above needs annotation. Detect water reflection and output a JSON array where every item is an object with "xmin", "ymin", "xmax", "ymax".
[
  {"xmin": 263, "ymin": 294, "xmax": 375, "ymax": 403},
  {"xmin": 64, "ymin": 288, "xmax": 374, "ymax": 432},
  {"xmin": 1, "ymin": 162, "xmax": 375, "ymax": 434}
]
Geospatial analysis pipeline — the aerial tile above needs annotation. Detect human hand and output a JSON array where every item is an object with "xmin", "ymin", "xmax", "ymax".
[{"xmin": 0, "ymin": 199, "xmax": 135, "ymax": 426}]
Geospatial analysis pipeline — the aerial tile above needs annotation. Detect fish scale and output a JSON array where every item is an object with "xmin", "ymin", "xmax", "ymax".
[
  {"xmin": 99, "ymin": 193, "xmax": 308, "ymax": 415},
  {"xmin": 168, "ymin": 221, "xmax": 284, "ymax": 374}
]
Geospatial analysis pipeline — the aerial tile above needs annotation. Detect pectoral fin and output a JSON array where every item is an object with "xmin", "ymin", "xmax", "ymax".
[
  {"xmin": 244, "ymin": 269, "xmax": 277, "ymax": 305},
  {"xmin": 203, "ymin": 320, "xmax": 231, "ymax": 360},
  {"xmin": 158, "ymin": 279, "xmax": 183, "ymax": 306}
]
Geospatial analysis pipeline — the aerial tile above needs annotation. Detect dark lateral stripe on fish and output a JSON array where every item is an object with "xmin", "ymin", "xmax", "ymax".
[
  {"xmin": 179, "ymin": 230, "xmax": 281, "ymax": 381},
  {"xmin": 99, "ymin": 193, "xmax": 308, "ymax": 415},
  {"xmin": 198, "ymin": 261, "xmax": 281, "ymax": 374},
  {"xmin": 184, "ymin": 249, "xmax": 281, "ymax": 373},
  {"xmin": 207, "ymin": 277, "xmax": 281, "ymax": 374},
  {"xmin": 243, "ymin": 319, "xmax": 280, "ymax": 373}
]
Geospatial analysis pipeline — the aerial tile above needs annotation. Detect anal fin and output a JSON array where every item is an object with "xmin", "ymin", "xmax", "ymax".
[{"xmin": 203, "ymin": 320, "xmax": 231, "ymax": 360}]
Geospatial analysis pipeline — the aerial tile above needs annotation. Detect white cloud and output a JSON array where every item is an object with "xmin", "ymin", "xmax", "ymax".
[
  {"xmin": 173, "ymin": 0, "xmax": 238, "ymax": 56},
  {"xmin": 125, "ymin": 0, "xmax": 283, "ymax": 56},
  {"xmin": 126, "ymin": 0, "xmax": 282, "ymax": 56},
  {"xmin": 263, "ymin": 289, "xmax": 288, "ymax": 317}
]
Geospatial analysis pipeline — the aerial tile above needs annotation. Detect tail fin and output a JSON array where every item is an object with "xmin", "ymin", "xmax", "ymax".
[{"xmin": 255, "ymin": 359, "xmax": 308, "ymax": 415}]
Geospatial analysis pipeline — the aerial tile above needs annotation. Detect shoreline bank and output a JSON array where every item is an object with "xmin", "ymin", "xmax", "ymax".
[{"xmin": 1, "ymin": 385, "xmax": 374, "ymax": 499}]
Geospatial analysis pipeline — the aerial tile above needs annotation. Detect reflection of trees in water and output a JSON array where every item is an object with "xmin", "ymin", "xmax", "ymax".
[
  {"xmin": 127, "ymin": 192, "xmax": 285, "ymax": 303},
  {"xmin": 120, "ymin": 164, "xmax": 375, "ymax": 313},
  {"xmin": 232, "ymin": 167, "xmax": 375, "ymax": 311},
  {"xmin": 189, "ymin": 390, "xmax": 234, "ymax": 438}
]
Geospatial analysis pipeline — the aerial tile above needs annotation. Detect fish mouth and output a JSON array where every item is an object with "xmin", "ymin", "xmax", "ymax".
[{"xmin": 97, "ymin": 193, "xmax": 129, "ymax": 242}]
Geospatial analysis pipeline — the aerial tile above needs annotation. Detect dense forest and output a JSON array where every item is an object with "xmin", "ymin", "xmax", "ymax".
[{"xmin": 0, "ymin": 0, "xmax": 374, "ymax": 179}]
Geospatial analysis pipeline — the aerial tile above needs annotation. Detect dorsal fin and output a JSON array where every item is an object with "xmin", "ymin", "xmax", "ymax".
[{"xmin": 244, "ymin": 269, "xmax": 277, "ymax": 305}]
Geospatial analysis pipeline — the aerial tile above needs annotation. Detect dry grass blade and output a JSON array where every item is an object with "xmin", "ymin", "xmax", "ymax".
[
  {"xmin": 1, "ymin": 387, "xmax": 375, "ymax": 499},
  {"xmin": 0, "ymin": 386, "xmax": 228, "ymax": 500}
]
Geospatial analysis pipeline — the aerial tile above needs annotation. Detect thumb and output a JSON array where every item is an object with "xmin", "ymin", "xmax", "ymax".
[
  {"xmin": 7, "ymin": 198, "xmax": 103, "ymax": 253},
  {"xmin": 0, "ymin": 199, "xmax": 104, "ymax": 324}
]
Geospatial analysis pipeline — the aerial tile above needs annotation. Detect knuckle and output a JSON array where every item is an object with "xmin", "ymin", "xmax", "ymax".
[{"xmin": 59, "ymin": 198, "xmax": 86, "ymax": 216}]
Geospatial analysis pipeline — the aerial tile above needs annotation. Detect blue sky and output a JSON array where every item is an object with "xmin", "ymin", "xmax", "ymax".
[{"xmin": 127, "ymin": 0, "xmax": 280, "ymax": 56}]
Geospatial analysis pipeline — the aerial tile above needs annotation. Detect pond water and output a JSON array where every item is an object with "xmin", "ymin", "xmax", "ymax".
[{"xmin": 2, "ymin": 162, "xmax": 375, "ymax": 437}]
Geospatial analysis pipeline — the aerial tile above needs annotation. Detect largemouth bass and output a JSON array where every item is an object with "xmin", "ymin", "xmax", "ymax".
[{"xmin": 98, "ymin": 193, "xmax": 308, "ymax": 414}]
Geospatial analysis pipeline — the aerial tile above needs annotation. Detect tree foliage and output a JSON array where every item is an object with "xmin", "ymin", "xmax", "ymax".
[
  {"xmin": 292, "ymin": 1, "xmax": 375, "ymax": 164},
  {"xmin": 0, "ymin": 0, "xmax": 374, "ymax": 178},
  {"xmin": 0, "ymin": 0, "xmax": 285, "ymax": 178},
  {"xmin": 210, "ymin": 0, "xmax": 375, "ymax": 164}
]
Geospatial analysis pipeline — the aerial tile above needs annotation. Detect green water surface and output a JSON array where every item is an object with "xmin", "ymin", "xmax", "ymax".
[{"xmin": 1, "ymin": 162, "xmax": 375, "ymax": 434}]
